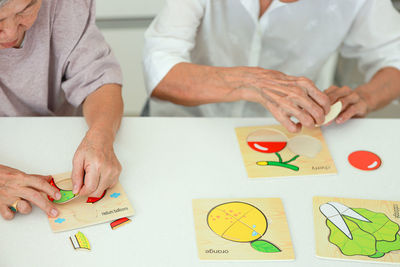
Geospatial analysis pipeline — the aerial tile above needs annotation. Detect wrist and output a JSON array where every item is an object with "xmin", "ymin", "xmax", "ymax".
[
  {"xmin": 86, "ymin": 125, "xmax": 116, "ymax": 145},
  {"xmin": 355, "ymin": 87, "xmax": 376, "ymax": 113}
]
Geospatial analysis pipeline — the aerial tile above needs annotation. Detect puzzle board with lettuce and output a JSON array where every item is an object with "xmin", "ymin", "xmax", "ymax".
[{"xmin": 313, "ymin": 196, "xmax": 400, "ymax": 264}]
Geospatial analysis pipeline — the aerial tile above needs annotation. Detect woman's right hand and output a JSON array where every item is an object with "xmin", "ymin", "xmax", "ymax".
[{"xmin": 0, "ymin": 165, "xmax": 61, "ymax": 220}]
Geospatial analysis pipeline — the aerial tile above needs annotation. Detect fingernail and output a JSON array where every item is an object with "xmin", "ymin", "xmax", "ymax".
[
  {"xmin": 55, "ymin": 192, "xmax": 61, "ymax": 200},
  {"xmin": 51, "ymin": 209, "xmax": 58, "ymax": 217},
  {"xmin": 73, "ymin": 185, "xmax": 79, "ymax": 194}
]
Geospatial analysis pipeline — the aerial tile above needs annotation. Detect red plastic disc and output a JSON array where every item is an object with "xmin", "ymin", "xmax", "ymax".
[{"xmin": 348, "ymin": 151, "xmax": 381, "ymax": 171}]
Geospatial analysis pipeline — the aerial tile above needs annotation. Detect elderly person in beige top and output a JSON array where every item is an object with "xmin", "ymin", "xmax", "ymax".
[{"xmin": 0, "ymin": 0, "xmax": 123, "ymax": 220}]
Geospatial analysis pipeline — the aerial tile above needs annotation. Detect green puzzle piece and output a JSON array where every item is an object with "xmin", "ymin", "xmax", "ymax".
[
  {"xmin": 348, "ymin": 208, "xmax": 399, "ymax": 242},
  {"xmin": 326, "ymin": 208, "xmax": 400, "ymax": 258},
  {"xmin": 327, "ymin": 218, "xmax": 376, "ymax": 256},
  {"xmin": 376, "ymin": 234, "xmax": 400, "ymax": 254},
  {"xmin": 53, "ymin": 190, "xmax": 76, "ymax": 204},
  {"xmin": 251, "ymin": 240, "xmax": 281, "ymax": 253}
]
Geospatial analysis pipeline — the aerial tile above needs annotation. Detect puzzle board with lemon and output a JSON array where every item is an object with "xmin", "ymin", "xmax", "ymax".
[
  {"xmin": 192, "ymin": 198, "xmax": 294, "ymax": 261},
  {"xmin": 48, "ymin": 172, "xmax": 134, "ymax": 233},
  {"xmin": 313, "ymin": 196, "xmax": 400, "ymax": 264},
  {"xmin": 235, "ymin": 125, "xmax": 337, "ymax": 178}
]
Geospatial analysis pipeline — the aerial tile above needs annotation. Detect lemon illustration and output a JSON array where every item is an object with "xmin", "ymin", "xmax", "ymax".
[{"xmin": 207, "ymin": 202, "xmax": 281, "ymax": 253}]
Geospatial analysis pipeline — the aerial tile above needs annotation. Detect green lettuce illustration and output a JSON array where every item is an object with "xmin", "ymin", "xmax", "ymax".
[{"xmin": 326, "ymin": 208, "xmax": 400, "ymax": 258}]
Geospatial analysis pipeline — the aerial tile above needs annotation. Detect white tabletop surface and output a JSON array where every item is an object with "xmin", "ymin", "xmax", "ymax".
[{"xmin": 0, "ymin": 117, "xmax": 399, "ymax": 267}]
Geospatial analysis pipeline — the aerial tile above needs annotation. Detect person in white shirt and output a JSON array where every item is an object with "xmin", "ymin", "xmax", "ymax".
[{"xmin": 143, "ymin": 0, "xmax": 400, "ymax": 133}]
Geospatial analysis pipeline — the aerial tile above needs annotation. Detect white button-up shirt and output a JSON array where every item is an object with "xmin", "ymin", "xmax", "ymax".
[{"xmin": 143, "ymin": 0, "xmax": 400, "ymax": 117}]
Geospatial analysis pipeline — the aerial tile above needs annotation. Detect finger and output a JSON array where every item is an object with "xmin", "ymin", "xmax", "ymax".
[
  {"xmin": 90, "ymin": 167, "xmax": 112, "ymax": 198},
  {"xmin": 10, "ymin": 187, "xmax": 58, "ymax": 218},
  {"xmin": 296, "ymin": 77, "xmax": 331, "ymax": 114},
  {"xmin": 339, "ymin": 92, "xmax": 360, "ymax": 111},
  {"xmin": 0, "ymin": 204, "xmax": 14, "ymax": 220},
  {"xmin": 23, "ymin": 175, "xmax": 61, "ymax": 201},
  {"xmin": 109, "ymin": 162, "xmax": 122, "ymax": 189},
  {"xmin": 90, "ymin": 160, "xmax": 121, "ymax": 197},
  {"xmin": 89, "ymin": 178, "xmax": 108, "ymax": 198},
  {"xmin": 15, "ymin": 200, "xmax": 32, "ymax": 215},
  {"xmin": 3, "ymin": 195, "xmax": 32, "ymax": 215},
  {"xmin": 279, "ymin": 99, "xmax": 316, "ymax": 128},
  {"xmin": 289, "ymin": 93, "xmax": 326, "ymax": 125},
  {"xmin": 328, "ymin": 86, "xmax": 353, "ymax": 103},
  {"xmin": 71, "ymin": 153, "xmax": 85, "ymax": 194},
  {"xmin": 324, "ymin": 85, "xmax": 339, "ymax": 95},
  {"xmin": 326, "ymin": 86, "xmax": 352, "ymax": 104},
  {"xmin": 109, "ymin": 178, "xmax": 118, "ymax": 188},
  {"xmin": 79, "ymin": 165, "xmax": 100, "ymax": 196},
  {"xmin": 336, "ymin": 102, "xmax": 367, "ymax": 124},
  {"xmin": 267, "ymin": 103, "xmax": 301, "ymax": 133}
]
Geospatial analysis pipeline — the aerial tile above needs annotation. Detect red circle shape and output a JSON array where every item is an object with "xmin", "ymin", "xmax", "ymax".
[
  {"xmin": 348, "ymin": 151, "xmax": 381, "ymax": 171},
  {"xmin": 247, "ymin": 141, "xmax": 287, "ymax": 153}
]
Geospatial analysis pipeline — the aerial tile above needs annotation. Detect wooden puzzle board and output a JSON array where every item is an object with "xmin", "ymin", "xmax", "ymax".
[
  {"xmin": 192, "ymin": 198, "xmax": 294, "ymax": 261},
  {"xmin": 235, "ymin": 125, "xmax": 337, "ymax": 178},
  {"xmin": 313, "ymin": 196, "xmax": 400, "ymax": 264},
  {"xmin": 48, "ymin": 172, "xmax": 134, "ymax": 232}
]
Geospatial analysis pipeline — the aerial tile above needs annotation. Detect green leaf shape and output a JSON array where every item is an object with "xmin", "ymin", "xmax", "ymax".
[
  {"xmin": 376, "ymin": 234, "xmax": 400, "ymax": 254},
  {"xmin": 346, "ymin": 208, "xmax": 399, "ymax": 242},
  {"xmin": 53, "ymin": 190, "xmax": 75, "ymax": 204},
  {"xmin": 250, "ymin": 240, "xmax": 281, "ymax": 253},
  {"xmin": 369, "ymin": 251, "xmax": 385, "ymax": 258},
  {"xmin": 327, "ymin": 218, "xmax": 376, "ymax": 256}
]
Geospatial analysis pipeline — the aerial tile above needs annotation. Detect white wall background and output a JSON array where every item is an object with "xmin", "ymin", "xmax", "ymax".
[
  {"xmin": 96, "ymin": 0, "xmax": 165, "ymax": 19},
  {"xmin": 96, "ymin": 0, "xmax": 165, "ymax": 116},
  {"xmin": 96, "ymin": 0, "xmax": 400, "ymax": 118}
]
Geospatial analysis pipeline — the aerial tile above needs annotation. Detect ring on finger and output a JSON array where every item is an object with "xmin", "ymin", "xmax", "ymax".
[{"xmin": 9, "ymin": 200, "xmax": 20, "ymax": 213}]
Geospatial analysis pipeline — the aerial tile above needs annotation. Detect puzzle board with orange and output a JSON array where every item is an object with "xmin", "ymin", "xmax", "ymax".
[
  {"xmin": 192, "ymin": 198, "xmax": 294, "ymax": 261},
  {"xmin": 235, "ymin": 125, "xmax": 337, "ymax": 178},
  {"xmin": 313, "ymin": 196, "xmax": 400, "ymax": 264},
  {"xmin": 48, "ymin": 172, "xmax": 134, "ymax": 233}
]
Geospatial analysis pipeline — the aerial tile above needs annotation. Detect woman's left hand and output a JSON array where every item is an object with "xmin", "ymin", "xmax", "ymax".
[
  {"xmin": 324, "ymin": 85, "xmax": 369, "ymax": 124},
  {"xmin": 71, "ymin": 129, "xmax": 122, "ymax": 198}
]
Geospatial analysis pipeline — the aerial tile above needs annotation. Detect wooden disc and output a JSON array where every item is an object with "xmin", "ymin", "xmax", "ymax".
[{"xmin": 287, "ymin": 135, "xmax": 322, "ymax": 158}]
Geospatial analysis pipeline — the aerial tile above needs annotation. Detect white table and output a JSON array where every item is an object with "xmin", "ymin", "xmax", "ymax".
[{"xmin": 0, "ymin": 117, "xmax": 399, "ymax": 267}]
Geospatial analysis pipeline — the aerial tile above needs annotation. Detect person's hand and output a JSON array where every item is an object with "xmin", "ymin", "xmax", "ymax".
[
  {"xmin": 71, "ymin": 128, "xmax": 121, "ymax": 198},
  {"xmin": 0, "ymin": 165, "xmax": 61, "ymax": 220},
  {"xmin": 227, "ymin": 68, "xmax": 331, "ymax": 132},
  {"xmin": 325, "ymin": 85, "xmax": 368, "ymax": 124}
]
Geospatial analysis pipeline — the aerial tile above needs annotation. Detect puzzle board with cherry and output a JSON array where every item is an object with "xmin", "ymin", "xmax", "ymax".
[
  {"xmin": 192, "ymin": 198, "xmax": 294, "ymax": 261},
  {"xmin": 235, "ymin": 125, "xmax": 337, "ymax": 178},
  {"xmin": 48, "ymin": 172, "xmax": 134, "ymax": 233}
]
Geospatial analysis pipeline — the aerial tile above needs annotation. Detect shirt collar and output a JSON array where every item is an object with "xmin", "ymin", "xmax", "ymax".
[{"xmin": 239, "ymin": 0, "xmax": 288, "ymax": 22}]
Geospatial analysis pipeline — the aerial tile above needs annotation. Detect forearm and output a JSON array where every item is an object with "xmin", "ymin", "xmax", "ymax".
[
  {"xmin": 151, "ymin": 63, "xmax": 244, "ymax": 106},
  {"xmin": 82, "ymin": 84, "xmax": 123, "ymax": 141},
  {"xmin": 152, "ymin": 62, "xmax": 331, "ymax": 132},
  {"xmin": 356, "ymin": 67, "xmax": 400, "ymax": 112}
]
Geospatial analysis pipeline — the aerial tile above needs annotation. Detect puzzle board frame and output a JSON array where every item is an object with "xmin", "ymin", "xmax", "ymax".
[
  {"xmin": 192, "ymin": 198, "xmax": 294, "ymax": 261},
  {"xmin": 48, "ymin": 172, "xmax": 134, "ymax": 232},
  {"xmin": 235, "ymin": 125, "xmax": 337, "ymax": 178},
  {"xmin": 313, "ymin": 196, "xmax": 400, "ymax": 264}
]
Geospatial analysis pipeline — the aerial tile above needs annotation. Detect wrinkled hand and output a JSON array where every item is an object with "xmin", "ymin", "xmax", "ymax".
[
  {"xmin": 228, "ymin": 68, "xmax": 331, "ymax": 132},
  {"xmin": 71, "ymin": 129, "xmax": 121, "ymax": 198},
  {"xmin": 0, "ymin": 165, "xmax": 60, "ymax": 220},
  {"xmin": 325, "ymin": 85, "xmax": 368, "ymax": 124}
]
